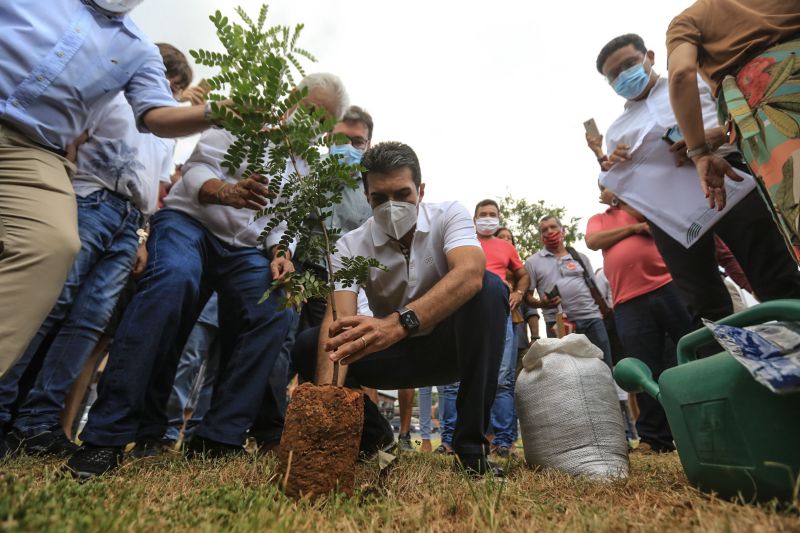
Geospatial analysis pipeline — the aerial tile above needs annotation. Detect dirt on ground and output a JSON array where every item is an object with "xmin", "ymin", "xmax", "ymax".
[{"xmin": 278, "ymin": 383, "xmax": 364, "ymax": 498}]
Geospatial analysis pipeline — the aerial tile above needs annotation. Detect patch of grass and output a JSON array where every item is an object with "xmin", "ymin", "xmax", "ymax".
[{"xmin": 1, "ymin": 452, "xmax": 798, "ymax": 532}]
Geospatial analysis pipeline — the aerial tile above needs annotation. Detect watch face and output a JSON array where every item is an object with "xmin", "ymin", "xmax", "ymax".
[{"xmin": 401, "ymin": 309, "xmax": 420, "ymax": 330}]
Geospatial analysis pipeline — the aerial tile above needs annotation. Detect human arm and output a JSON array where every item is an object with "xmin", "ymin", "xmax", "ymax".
[
  {"xmin": 141, "ymin": 105, "xmax": 214, "ymax": 138},
  {"xmin": 509, "ymin": 267, "xmax": 530, "ymax": 310},
  {"xmin": 586, "ymin": 131, "xmax": 612, "ymax": 170},
  {"xmin": 668, "ymin": 42, "xmax": 742, "ymax": 209},
  {"xmin": 177, "ymin": 85, "xmax": 208, "ymax": 106},
  {"xmin": 585, "ymin": 223, "xmax": 649, "ymax": 251},
  {"xmin": 132, "ymin": 241, "xmax": 148, "ymax": 277},
  {"xmin": 269, "ymin": 246, "xmax": 294, "ymax": 281},
  {"xmin": 65, "ymin": 130, "xmax": 90, "ymax": 163},
  {"xmin": 177, "ymin": 129, "xmax": 273, "ymax": 209},
  {"xmin": 325, "ymin": 245, "xmax": 487, "ymax": 366}
]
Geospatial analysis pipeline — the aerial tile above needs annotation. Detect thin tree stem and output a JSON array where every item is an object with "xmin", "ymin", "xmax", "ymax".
[{"xmin": 284, "ymin": 130, "xmax": 340, "ymax": 385}]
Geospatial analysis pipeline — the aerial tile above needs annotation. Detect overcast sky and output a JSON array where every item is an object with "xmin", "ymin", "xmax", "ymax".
[{"xmin": 132, "ymin": 0, "xmax": 694, "ymax": 265}]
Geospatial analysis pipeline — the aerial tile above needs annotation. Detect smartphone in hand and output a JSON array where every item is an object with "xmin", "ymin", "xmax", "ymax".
[
  {"xmin": 662, "ymin": 125, "xmax": 683, "ymax": 145},
  {"xmin": 583, "ymin": 118, "xmax": 600, "ymax": 137},
  {"xmin": 545, "ymin": 285, "xmax": 560, "ymax": 300}
]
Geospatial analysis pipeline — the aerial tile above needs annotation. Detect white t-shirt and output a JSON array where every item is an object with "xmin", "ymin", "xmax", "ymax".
[
  {"xmin": 164, "ymin": 128, "xmax": 295, "ymax": 252},
  {"xmin": 73, "ymin": 92, "xmax": 174, "ymax": 215},
  {"xmin": 605, "ymin": 76, "xmax": 736, "ymax": 158},
  {"xmin": 331, "ymin": 201, "xmax": 480, "ymax": 326}
]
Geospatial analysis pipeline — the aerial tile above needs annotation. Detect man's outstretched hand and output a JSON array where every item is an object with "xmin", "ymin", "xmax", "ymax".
[
  {"xmin": 325, "ymin": 315, "xmax": 407, "ymax": 366},
  {"xmin": 692, "ymin": 153, "xmax": 743, "ymax": 211}
]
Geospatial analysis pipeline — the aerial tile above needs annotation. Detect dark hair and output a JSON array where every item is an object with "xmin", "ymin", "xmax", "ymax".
[
  {"xmin": 474, "ymin": 199, "xmax": 500, "ymax": 217},
  {"xmin": 361, "ymin": 142, "xmax": 421, "ymax": 192},
  {"xmin": 495, "ymin": 226, "xmax": 515, "ymax": 245},
  {"xmin": 342, "ymin": 105, "xmax": 374, "ymax": 141},
  {"xmin": 596, "ymin": 33, "xmax": 647, "ymax": 74},
  {"xmin": 156, "ymin": 43, "xmax": 193, "ymax": 91}
]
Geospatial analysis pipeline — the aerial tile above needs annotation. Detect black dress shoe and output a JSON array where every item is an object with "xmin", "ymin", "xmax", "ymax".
[
  {"xmin": 64, "ymin": 444, "xmax": 124, "ymax": 480},
  {"xmin": 358, "ymin": 395, "xmax": 396, "ymax": 462},
  {"xmin": 9, "ymin": 426, "xmax": 79, "ymax": 458},
  {"xmin": 457, "ymin": 454, "xmax": 506, "ymax": 479},
  {"xmin": 184, "ymin": 435, "xmax": 244, "ymax": 459},
  {"xmin": 130, "ymin": 438, "xmax": 175, "ymax": 459}
]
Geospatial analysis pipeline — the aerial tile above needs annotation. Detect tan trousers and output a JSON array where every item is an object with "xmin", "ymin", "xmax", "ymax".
[{"xmin": 0, "ymin": 125, "xmax": 80, "ymax": 377}]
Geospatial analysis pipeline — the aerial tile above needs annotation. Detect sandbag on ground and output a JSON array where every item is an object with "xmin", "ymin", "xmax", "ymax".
[{"xmin": 515, "ymin": 333, "xmax": 629, "ymax": 480}]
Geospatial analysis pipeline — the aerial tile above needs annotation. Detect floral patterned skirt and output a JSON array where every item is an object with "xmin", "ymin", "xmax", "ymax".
[{"xmin": 718, "ymin": 38, "xmax": 800, "ymax": 253}]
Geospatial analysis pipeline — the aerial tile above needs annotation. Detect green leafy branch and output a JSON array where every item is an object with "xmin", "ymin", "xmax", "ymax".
[{"xmin": 193, "ymin": 4, "xmax": 386, "ymax": 384}]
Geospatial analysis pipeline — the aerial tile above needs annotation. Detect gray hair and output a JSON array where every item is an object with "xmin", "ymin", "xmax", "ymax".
[
  {"xmin": 539, "ymin": 215, "xmax": 562, "ymax": 229},
  {"xmin": 297, "ymin": 72, "xmax": 349, "ymax": 120},
  {"xmin": 342, "ymin": 105, "xmax": 374, "ymax": 140}
]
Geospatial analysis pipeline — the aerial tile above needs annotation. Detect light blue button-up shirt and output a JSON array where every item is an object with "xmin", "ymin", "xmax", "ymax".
[{"xmin": 0, "ymin": 0, "xmax": 177, "ymax": 150}]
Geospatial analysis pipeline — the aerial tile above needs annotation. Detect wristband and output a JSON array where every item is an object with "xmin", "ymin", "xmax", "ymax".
[
  {"xmin": 136, "ymin": 228, "xmax": 149, "ymax": 245},
  {"xmin": 686, "ymin": 143, "xmax": 711, "ymax": 159}
]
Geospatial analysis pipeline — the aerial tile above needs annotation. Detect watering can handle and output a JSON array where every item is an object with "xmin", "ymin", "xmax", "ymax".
[{"xmin": 677, "ymin": 299, "xmax": 800, "ymax": 364}]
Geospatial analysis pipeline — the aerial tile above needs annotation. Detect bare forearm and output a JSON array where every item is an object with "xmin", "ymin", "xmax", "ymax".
[
  {"xmin": 668, "ymin": 44, "xmax": 706, "ymax": 151},
  {"xmin": 585, "ymin": 225, "xmax": 637, "ymax": 251},
  {"xmin": 513, "ymin": 269, "xmax": 530, "ymax": 294},
  {"xmin": 406, "ymin": 264, "xmax": 484, "ymax": 332},
  {"xmin": 198, "ymin": 179, "xmax": 227, "ymax": 205},
  {"xmin": 142, "ymin": 105, "xmax": 210, "ymax": 138}
]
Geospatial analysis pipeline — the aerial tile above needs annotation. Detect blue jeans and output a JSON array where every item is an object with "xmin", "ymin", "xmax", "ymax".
[
  {"xmin": 489, "ymin": 313, "xmax": 516, "ymax": 448},
  {"xmin": 614, "ymin": 282, "xmax": 693, "ymax": 451},
  {"xmin": 0, "ymin": 190, "xmax": 141, "ymax": 433},
  {"xmin": 250, "ymin": 306, "xmax": 300, "ymax": 445},
  {"xmin": 418, "ymin": 387, "xmax": 432, "ymax": 440},
  {"xmin": 80, "ymin": 209, "xmax": 292, "ymax": 447},
  {"xmin": 546, "ymin": 316, "xmax": 613, "ymax": 368},
  {"xmin": 439, "ymin": 383, "xmax": 459, "ymax": 447},
  {"xmin": 163, "ymin": 295, "xmax": 220, "ymax": 443}
]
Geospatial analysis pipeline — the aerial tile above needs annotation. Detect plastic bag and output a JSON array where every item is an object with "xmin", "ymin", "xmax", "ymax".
[
  {"xmin": 703, "ymin": 319, "xmax": 800, "ymax": 394},
  {"xmin": 515, "ymin": 334, "xmax": 629, "ymax": 480}
]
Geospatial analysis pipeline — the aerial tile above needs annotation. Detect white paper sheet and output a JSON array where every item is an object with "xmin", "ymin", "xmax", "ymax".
[{"xmin": 600, "ymin": 126, "xmax": 755, "ymax": 248}]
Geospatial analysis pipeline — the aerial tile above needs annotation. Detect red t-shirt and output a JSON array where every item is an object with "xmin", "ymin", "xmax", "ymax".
[
  {"xmin": 479, "ymin": 237, "xmax": 523, "ymax": 279},
  {"xmin": 586, "ymin": 208, "xmax": 672, "ymax": 306}
]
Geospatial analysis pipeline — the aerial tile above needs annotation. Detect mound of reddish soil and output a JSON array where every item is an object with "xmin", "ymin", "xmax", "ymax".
[{"xmin": 278, "ymin": 383, "xmax": 364, "ymax": 498}]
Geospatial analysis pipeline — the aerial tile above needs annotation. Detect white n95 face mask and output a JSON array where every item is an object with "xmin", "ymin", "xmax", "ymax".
[
  {"xmin": 475, "ymin": 217, "xmax": 500, "ymax": 236},
  {"xmin": 373, "ymin": 201, "xmax": 418, "ymax": 240},
  {"xmin": 92, "ymin": 0, "xmax": 143, "ymax": 14}
]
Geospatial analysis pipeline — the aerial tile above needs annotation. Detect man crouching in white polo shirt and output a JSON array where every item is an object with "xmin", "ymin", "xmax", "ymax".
[{"xmin": 292, "ymin": 141, "xmax": 508, "ymax": 478}]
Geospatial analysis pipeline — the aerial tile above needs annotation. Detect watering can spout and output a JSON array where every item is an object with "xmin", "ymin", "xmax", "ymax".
[{"xmin": 614, "ymin": 358, "xmax": 661, "ymax": 400}]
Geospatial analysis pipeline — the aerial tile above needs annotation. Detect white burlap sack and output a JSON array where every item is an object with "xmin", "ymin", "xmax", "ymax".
[{"xmin": 515, "ymin": 333, "xmax": 629, "ymax": 480}]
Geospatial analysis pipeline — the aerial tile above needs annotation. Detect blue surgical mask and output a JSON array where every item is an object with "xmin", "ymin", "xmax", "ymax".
[
  {"xmin": 329, "ymin": 144, "xmax": 364, "ymax": 166},
  {"xmin": 612, "ymin": 57, "xmax": 651, "ymax": 100}
]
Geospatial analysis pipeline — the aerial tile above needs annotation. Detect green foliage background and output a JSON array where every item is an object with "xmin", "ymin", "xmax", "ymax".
[{"xmin": 497, "ymin": 193, "xmax": 583, "ymax": 260}]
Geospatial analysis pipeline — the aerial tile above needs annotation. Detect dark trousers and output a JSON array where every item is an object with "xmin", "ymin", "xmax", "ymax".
[
  {"xmin": 291, "ymin": 271, "xmax": 508, "ymax": 457},
  {"xmin": 545, "ymin": 317, "xmax": 613, "ymax": 368},
  {"xmin": 80, "ymin": 209, "xmax": 292, "ymax": 447},
  {"xmin": 614, "ymin": 282, "xmax": 693, "ymax": 451},
  {"xmin": 650, "ymin": 189, "xmax": 800, "ymax": 325}
]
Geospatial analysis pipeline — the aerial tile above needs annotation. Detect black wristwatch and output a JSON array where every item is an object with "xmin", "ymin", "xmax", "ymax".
[{"xmin": 396, "ymin": 307, "xmax": 420, "ymax": 335}]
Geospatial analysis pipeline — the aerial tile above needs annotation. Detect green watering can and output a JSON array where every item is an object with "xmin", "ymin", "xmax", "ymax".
[{"xmin": 614, "ymin": 299, "xmax": 800, "ymax": 504}]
